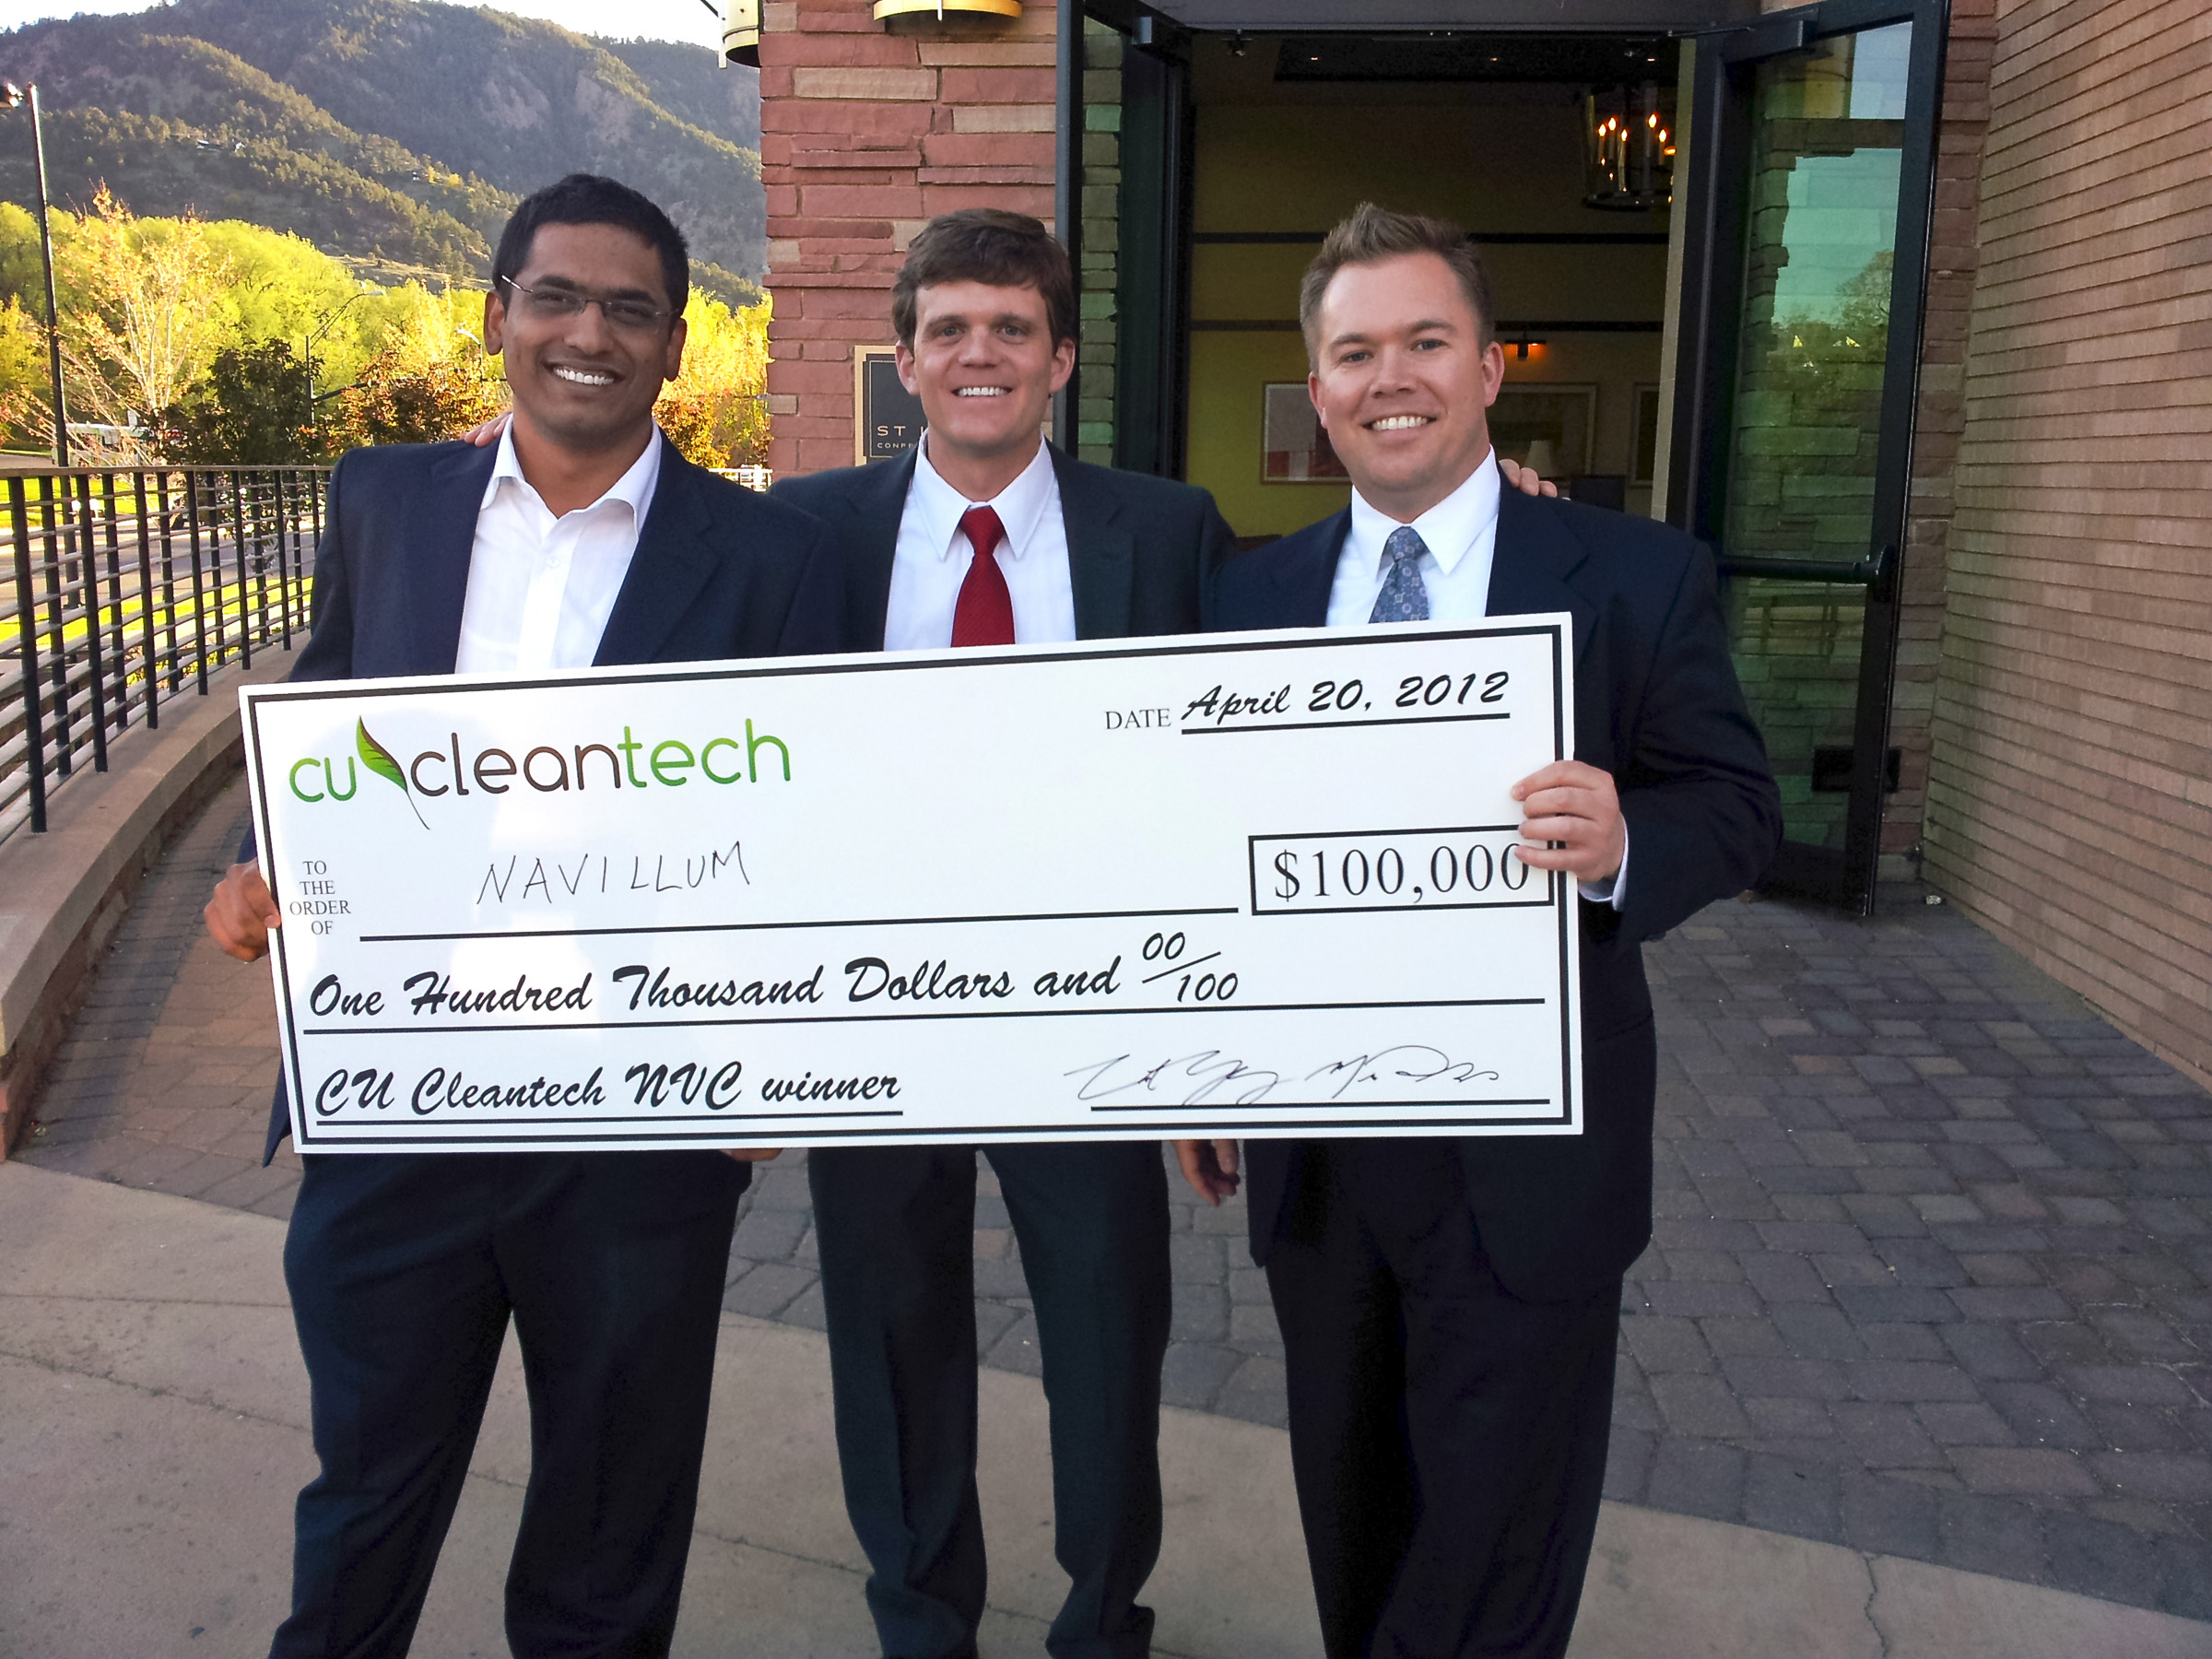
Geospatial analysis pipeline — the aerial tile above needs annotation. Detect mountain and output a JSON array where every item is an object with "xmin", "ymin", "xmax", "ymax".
[
  {"xmin": 0, "ymin": 0, "xmax": 764, "ymax": 300},
  {"xmin": 596, "ymin": 36, "xmax": 760, "ymax": 155}
]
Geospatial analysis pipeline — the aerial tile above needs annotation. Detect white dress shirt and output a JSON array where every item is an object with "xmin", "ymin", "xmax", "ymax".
[
  {"xmin": 1326, "ymin": 453, "xmax": 1626, "ymax": 907},
  {"xmin": 883, "ymin": 435, "xmax": 1077, "ymax": 650},
  {"xmin": 1324, "ymin": 450, "xmax": 1502, "ymax": 628},
  {"xmin": 454, "ymin": 427, "xmax": 661, "ymax": 675}
]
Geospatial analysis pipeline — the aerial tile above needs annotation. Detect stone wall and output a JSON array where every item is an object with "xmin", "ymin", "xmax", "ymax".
[
  {"xmin": 1872, "ymin": 0, "xmax": 1994, "ymax": 877},
  {"xmin": 1924, "ymin": 0, "xmax": 2212, "ymax": 1085},
  {"xmin": 1076, "ymin": 18, "xmax": 1122, "ymax": 466}
]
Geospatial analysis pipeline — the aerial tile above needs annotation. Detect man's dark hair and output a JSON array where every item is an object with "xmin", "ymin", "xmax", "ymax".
[
  {"xmin": 1300, "ymin": 203, "xmax": 1495, "ymax": 359},
  {"xmin": 891, "ymin": 209, "xmax": 1077, "ymax": 348},
  {"xmin": 492, "ymin": 173, "xmax": 689, "ymax": 318}
]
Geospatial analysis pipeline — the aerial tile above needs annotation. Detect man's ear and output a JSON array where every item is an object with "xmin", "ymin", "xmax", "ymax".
[
  {"xmin": 1047, "ymin": 334, "xmax": 1077, "ymax": 394},
  {"xmin": 663, "ymin": 314, "xmax": 688, "ymax": 383},
  {"xmin": 483, "ymin": 287, "xmax": 506, "ymax": 358},
  {"xmin": 1309, "ymin": 371, "xmax": 1327, "ymax": 430},
  {"xmin": 895, "ymin": 342, "xmax": 920, "ymax": 396}
]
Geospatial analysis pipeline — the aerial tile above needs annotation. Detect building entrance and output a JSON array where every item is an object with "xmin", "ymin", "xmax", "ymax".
[
  {"xmin": 1077, "ymin": 0, "xmax": 1946, "ymax": 911},
  {"xmin": 1180, "ymin": 34, "xmax": 1677, "ymax": 540},
  {"xmin": 1671, "ymin": 0, "xmax": 1947, "ymax": 909}
]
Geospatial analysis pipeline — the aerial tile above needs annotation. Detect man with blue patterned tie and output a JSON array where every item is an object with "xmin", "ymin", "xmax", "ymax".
[{"xmin": 1179, "ymin": 205, "xmax": 1781, "ymax": 1659}]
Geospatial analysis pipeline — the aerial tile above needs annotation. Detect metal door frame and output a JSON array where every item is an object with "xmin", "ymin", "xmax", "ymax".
[
  {"xmin": 1667, "ymin": 0, "xmax": 1948, "ymax": 911},
  {"xmin": 1102, "ymin": 11, "xmax": 1198, "ymax": 478}
]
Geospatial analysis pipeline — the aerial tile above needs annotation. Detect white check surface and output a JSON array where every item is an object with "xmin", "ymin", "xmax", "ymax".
[{"xmin": 242, "ymin": 619, "xmax": 1582, "ymax": 1151}]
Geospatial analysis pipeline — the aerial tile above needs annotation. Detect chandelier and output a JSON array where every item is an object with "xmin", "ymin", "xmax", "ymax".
[{"xmin": 1583, "ymin": 82, "xmax": 1673, "ymax": 212}]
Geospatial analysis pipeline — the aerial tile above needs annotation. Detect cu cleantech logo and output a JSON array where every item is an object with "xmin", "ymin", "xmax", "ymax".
[{"xmin": 288, "ymin": 717, "xmax": 794, "ymax": 825}]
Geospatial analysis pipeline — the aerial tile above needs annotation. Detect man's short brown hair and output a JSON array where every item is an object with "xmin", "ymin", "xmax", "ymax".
[
  {"xmin": 1299, "ymin": 203, "xmax": 1496, "ymax": 359},
  {"xmin": 891, "ymin": 209, "xmax": 1078, "ymax": 349}
]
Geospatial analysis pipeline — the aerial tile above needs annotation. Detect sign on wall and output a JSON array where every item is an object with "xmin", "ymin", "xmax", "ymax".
[{"xmin": 854, "ymin": 348, "xmax": 925, "ymax": 464}]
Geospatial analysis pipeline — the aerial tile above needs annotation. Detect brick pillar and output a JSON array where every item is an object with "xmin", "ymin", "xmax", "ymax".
[{"xmin": 759, "ymin": 0, "xmax": 1060, "ymax": 478}]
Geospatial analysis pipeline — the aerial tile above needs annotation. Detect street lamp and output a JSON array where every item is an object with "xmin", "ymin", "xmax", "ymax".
[{"xmin": 1, "ymin": 81, "xmax": 69, "ymax": 465}]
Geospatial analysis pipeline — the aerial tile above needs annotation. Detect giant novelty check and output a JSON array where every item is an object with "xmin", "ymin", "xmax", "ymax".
[{"xmin": 241, "ymin": 619, "xmax": 1583, "ymax": 1152}]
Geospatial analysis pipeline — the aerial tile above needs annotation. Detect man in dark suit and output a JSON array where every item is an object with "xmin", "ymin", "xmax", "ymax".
[
  {"xmin": 202, "ymin": 174, "xmax": 843, "ymax": 1659},
  {"xmin": 1179, "ymin": 205, "xmax": 1781, "ymax": 1659},
  {"xmin": 767, "ymin": 209, "xmax": 1234, "ymax": 1659}
]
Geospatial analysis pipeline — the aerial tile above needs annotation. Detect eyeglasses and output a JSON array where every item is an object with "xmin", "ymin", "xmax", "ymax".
[{"xmin": 500, "ymin": 276, "xmax": 673, "ymax": 335}]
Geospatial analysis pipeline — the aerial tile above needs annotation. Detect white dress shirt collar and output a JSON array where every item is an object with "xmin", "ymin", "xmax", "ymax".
[
  {"xmin": 1347, "ymin": 448, "xmax": 1500, "ymax": 579},
  {"xmin": 482, "ymin": 422, "xmax": 664, "ymax": 525},
  {"xmin": 453, "ymin": 425, "xmax": 665, "ymax": 677},
  {"xmin": 911, "ymin": 432, "xmax": 1057, "ymax": 558}
]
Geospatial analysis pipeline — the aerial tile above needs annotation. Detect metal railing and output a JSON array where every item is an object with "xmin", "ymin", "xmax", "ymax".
[{"xmin": 2, "ymin": 465, "xmax": 328, "ymax": 843}]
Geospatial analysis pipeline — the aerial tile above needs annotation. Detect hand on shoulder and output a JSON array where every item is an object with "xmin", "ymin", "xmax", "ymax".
[{"xmin": 1499, "ymin": 456, "xmax": 1559, "ymax": 499}]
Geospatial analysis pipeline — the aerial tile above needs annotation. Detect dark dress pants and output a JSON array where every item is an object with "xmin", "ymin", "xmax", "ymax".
[
  {"xmin": 1265, "ymin": 1141, "xmax": 1620, "ymax": 1659},
  {"xmin": 270, "ymin": 1148, "xmax": 746, "ymax": 1659},
  {"xmin": 809, "ymin": 1142, "xmax": 1172, "ymax": 1659}
]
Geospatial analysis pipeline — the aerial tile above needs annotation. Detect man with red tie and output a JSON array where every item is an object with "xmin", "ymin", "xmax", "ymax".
[{"xmin": 767, "ymin": 209, "xmax": 1234, "ymax": 1659}]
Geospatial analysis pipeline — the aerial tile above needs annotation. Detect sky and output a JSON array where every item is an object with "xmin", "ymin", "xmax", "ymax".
[{"xmin": 0, "ymin": 0, "xmax": 728, "ymax": 46}]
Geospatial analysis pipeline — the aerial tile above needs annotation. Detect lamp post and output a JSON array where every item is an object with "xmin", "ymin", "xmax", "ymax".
[{"xmin": 1, "ymin": 81, "xmax": 68, "ymax": 465}]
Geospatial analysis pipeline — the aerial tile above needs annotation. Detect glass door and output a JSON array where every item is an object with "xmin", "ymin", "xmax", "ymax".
[{"xmin": 1668, "ymin": 0, "xmax": 1947, "ymax": 911}]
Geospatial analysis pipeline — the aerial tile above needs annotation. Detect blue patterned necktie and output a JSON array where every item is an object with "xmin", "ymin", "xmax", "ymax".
[{"xmin": 1370, "ymin": 524, "xmax": 1431, "ymax": 623}]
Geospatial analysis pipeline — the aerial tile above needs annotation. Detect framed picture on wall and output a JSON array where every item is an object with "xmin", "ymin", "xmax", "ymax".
[
  {"xmin": 1488, "ymin": 384, "xmax": 1597, "ymax": 478},
  {"xmin": 1262, "ymin": 382, "xmax": 1348, "ymax": 481},
  {"xmin": 1630, "ymin": 383, "xmax": 1663, "ymax": 486}
]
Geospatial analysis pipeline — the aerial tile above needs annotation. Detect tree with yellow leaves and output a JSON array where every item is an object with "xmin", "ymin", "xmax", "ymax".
[
  {"xmin": 327, "ymin": 283, "xmax": 510, "ymax": 451},
  {"xmin": 654, "ymin": 294, "xmax": 770, "ymax": 470},
  {"xmin": 54, "ymin": 187, "xmax": 234, "ymax": 453},
  {"xmin": 0, "ymin": 297, "xmax": 52, "ymax": 451}
]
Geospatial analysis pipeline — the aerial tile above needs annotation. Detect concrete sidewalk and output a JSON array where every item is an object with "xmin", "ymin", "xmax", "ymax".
[{"xmin": 4, "ymin": 1164, "xmax": 2206, "ymax": 1658}]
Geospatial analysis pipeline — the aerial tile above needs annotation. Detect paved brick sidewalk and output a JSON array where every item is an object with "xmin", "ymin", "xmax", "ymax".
[
  {"xmin": 19, "ymin": 781, "xmax": 2212, "ymax": 1621},
  {"xmin": 18, "ymin": 778, "xmax": 302, "ymax": 1214}
]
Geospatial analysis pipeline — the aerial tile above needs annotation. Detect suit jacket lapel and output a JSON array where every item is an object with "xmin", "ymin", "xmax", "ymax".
[
  {"xmin": 1270, "ymin": 508, "xmax": 1348, "ymax": 627},
  {"xmin": 1488, "ymin": 485, "xmax": 1597, "ymax": 667},
  {"xmin": 413, "ymin": 442, "xmax": 498, "ymax": 675},
  {"xmin": 841, "ymin": 447, "xmax": 917, "ymax": 651},
  {"xmin": 1053, "ymin": 447, "xmax": 1135, "ymax": 641},
  {"xmin": 594, "ymin": 436, "xmax": 722, "ymax": 667}
]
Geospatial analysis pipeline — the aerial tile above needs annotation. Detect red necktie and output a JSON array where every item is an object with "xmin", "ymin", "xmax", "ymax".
[{"xmin": 951, "ymin": 505, "xmax": 1014, "ymax": 648}]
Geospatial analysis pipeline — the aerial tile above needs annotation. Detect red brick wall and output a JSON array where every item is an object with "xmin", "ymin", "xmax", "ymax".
[
  {"xmin": 1924, "ymin": 0, "xmax": 2212, "ymax": 1086},
  {"xmin": 759, "ymin": 0, "xmax": 1059, "ymax": 477}
]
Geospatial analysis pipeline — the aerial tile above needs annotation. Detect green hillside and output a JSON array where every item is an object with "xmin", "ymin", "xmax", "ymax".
[{"xmin": 0, "ymin": 0, "xmax": 763, "ymax": 300}]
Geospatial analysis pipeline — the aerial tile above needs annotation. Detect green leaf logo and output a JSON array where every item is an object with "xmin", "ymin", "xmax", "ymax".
[{"xmin": 357, "ymin": 719, "xmax": 428, "ymax": 830}]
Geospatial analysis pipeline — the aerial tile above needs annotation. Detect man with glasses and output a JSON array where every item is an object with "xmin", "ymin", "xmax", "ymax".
[{"xmin": 203, "ymin": 173, "xmax": 844, "ymax": 1659}]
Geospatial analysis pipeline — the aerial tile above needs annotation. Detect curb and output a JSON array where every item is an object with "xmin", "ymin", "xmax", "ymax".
[{"xmin": 0, "ymin": 653, "xmax": 298, "ymax": 1156}]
